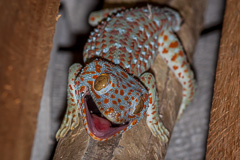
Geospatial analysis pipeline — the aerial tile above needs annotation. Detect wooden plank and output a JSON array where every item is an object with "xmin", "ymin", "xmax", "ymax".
[
  {"xmin": 53, "ymin": 0, "xmax": 206, "ymax": 159},
  {"xmin": 0, "ymin": 1, "xmax": 60, "ymax": 160},
  {"xmin": 206, "ymin": 0, "xmax": 240, "ymax": 159}
]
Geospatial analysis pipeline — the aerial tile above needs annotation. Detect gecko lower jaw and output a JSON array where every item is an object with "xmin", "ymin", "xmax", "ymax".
[{"xmin": 83, "ymin": 93, "xmax": 129, "ymax": 139}]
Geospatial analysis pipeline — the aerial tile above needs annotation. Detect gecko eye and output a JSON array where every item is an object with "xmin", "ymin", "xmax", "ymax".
[
  {"xmin": 94, "ymin": 73, "xmax": 110, "ymax": 91},
  {"xmin": 133, "ymin": 97, "xmax": 144, "ymax": 114}
]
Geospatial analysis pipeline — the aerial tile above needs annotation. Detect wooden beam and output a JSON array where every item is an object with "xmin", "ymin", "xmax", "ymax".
[
  {"xmin": 53, "ymin": 0, "xmax": 206, "ymax": 159},
  {"xmin": 0, "ymin": 1, "xmax": 60, "ymax": 160},
  {"xmin": 206, "ymin": 0, "xmax": 240, "ymax": 159}
]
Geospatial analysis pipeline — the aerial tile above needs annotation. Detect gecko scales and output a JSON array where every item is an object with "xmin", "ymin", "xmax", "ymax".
[{"xmin": 56, "ymin": 6, "xmax": 195, "ymax": 142}]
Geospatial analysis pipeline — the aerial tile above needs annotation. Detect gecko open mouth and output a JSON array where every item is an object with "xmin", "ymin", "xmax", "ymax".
[{"xmin": 84, "ymin": 94, "xmax": 129, "ymax": 139}]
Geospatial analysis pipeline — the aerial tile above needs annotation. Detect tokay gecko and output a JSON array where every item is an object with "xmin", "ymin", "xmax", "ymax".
[{"xmin": 56, "ymin": 6, "xmax": 195, "ymax": 142}]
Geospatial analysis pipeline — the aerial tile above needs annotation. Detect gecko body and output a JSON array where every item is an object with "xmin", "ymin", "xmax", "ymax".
[{"xmin": 56, "ymin": 6, "xmax": 195, "ymax": 142}]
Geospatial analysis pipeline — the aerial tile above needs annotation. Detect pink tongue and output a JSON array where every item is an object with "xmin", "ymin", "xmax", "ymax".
[{"xmin": 92, "ymin": 114, "xmax": 111, "ymax": 131}]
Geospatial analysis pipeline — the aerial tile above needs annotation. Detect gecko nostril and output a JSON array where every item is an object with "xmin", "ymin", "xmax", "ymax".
[{"xmin": 94, "ymin": 73, "xmax": 110, "ymax": 91}]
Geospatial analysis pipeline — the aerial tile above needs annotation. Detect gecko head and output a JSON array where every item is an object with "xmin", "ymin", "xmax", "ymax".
[{"xmin": 79, "ymin": 59, "xmax": 149, "ymax": 141}]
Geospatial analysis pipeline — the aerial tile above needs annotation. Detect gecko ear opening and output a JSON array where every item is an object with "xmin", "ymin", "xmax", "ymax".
[
  {"xmin": 133, "ymin": 97, "xmax": 144, "ymax": 114},
  {"xmin": 94, "ymin": 73, "xmax": 110, "ymax": 91}
]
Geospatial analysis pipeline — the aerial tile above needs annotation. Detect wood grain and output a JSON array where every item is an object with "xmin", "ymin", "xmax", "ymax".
[
  {"xmin": 53, "ymin": 0, "xmax": 206, "ymax": 159},
  {"xmin": 206, "ymin": 0, "xmax": 240, "ymax": 159},
  {"xmin": 0, "ymin": 1, "xmax": 60, "ymax": 160}
]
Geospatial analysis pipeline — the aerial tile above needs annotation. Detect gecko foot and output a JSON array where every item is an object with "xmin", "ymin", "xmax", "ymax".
[
  {"xmin": 56, "ymin": 110, "xmax": 80, "ymax": 140},
  {"xmin": 147, "ymin": 116, "xmax": 169, "ymax": 143}
]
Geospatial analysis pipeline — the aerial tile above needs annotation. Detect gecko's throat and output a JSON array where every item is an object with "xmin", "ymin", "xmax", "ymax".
[{"xmin": 84, "ymin": 94, "xmax": 129, "ymax": 139}]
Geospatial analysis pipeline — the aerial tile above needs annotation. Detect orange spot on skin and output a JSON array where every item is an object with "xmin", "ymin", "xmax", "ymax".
[
  {"xmin": 164, "ymin": 35, "xmax": 168, "ymax": 41},
  {"xmin": 102, "ymin": 44, "xmax": 107, "ymax": 49},
  {"xmin": 96, "ymin": 42, "xmax": 100, "ymax": 46},
  {"xmin": 122, "ymin": 84, "xmax": 127, "ymax": 89},
  {"xmin": 95, "ymin": 64, "xmax": 102, "ymax": 73},
  {"xmin": 113, "ymin": 100, "xmax": 117, "ymax": 105},
  {"xmin": 90, "ymin": 17, "xmax": 95, "ymax": 22},
  {"xmin": 105, "ymin": 107, "xmax": 114, "ymax": 115},
  {"xmin": 115, "ymin": 89, "xmax": 118, "ymax": 94},
  {"xmin": 104, "ymin": 63, "xmax": 111, "ymax": 68},
  {"xmin": 171, "ymin": 54, "xmax": 178, "ymax": 61},
  {"xmin": 116, "ymin": 113, "xmax": 120, "ymax": 122},
  {"xmin": 179, "ymin": 50, "xmax": 184, "ymax": 57},
  {"xmin": 124, "ymin": 96, "xmax": 129, "ymax": 100},
  {"xmin": 92, "ymin": 75, "xmax": 98, "ymax": 79},
  {"xmin": 184, "ymin": 69, "xmax": 188, "ymax": 73},
  {"xmin": 178, "ymin": 72, "xmax": 182, "ymax": 78},
  {"xmin": 112, "ymin": 83, "xmax": 115, "ymax": 87},
  {"xmin": 80, "ymin": 77, "xmax": 84, "ymax": 81},
  {"xmin": 181, "ymin": 61, "xmax": 186, "ymax": 68},
  {"xmin": 119, "ymin": 105, "xmax": 125, "ymax": 110},
  {"xmin": 121, "ymin": 71, "xmax": 128, "ymax": 78},
  {"xmin": 82, "ymin": 71, "xmax": 96, "ymax": 75},
  {"xmin": 80, "ymin": 86, "xmax": 85, "ymax": 92},
  {"xmin": 173, "ymin": 66, "xmax": 179, "ymax": 70},
  {"xmin": 144, "ymin": 93, "xmax": 148, "ymax": 101},
  {"xmin": 89, "ymin": 132, "xmax": 94, "ymax": 137},
  {"xmin": 169, "ymin": 41, "xmax": 179, "ymax": 48},
  {"xmin": 131, "ymin": 97, "xmax": 135, "ymax": 100},
  {"xmin": 104, "ymin": 98, "xmax": 109, "ymax": 104},
  {"xmin": 149, "ymin": 97, "xmax": 152, "ymax": 104},
  {"xmin": 69, "ymin": 85, "xmax": 73, "ymax": 90},
  {"xmin": 120, "ymin": 90, "xmax": 124, "ymax": 96},
  {"xmin": 158, "ymin": 42, "xmax": 161, "ymax": 46},
  {"xmin": 111, "ymin": 94, "xmax": 115, "ymax": 98},
  {"xmin": 118, "ymin": 99, "xmax": 121, "ymax": 103},
  {"xmin": 152, "ymin": 111, "xmax": 156, "ymax": 114},
  {"xmin": 136, "ymin": 112, "xmax": 141, "ymax": 117},
  {"xmin": 127, "ymin": 83, "xmax": 131, "ymax": 87},
  {"xmin": 132, "ymin": 119, "xmax": 137, "ymax": 125},
  {"xmin": 128, "ymin": 115, "xmax": 136, "ymax": 119},
  {"xmin": 129, "ymin": 81, "xmax": 135, "ymax": 85},
  {"xmin": 97, "ymin": 102, "xmax": 101, "ymax": 105},
  {"xmin": 83, "ymin": 108, "xmax": 86, "ymax": 114},
  {"xmin": 81, "ymin": 98, "xmax": 84, "ymax": 104},
  {"xmin": 162, "ymin": 48, "xmax": 168, "ymax": 54}
]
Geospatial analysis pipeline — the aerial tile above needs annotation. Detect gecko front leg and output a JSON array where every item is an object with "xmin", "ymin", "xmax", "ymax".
[
  {"xmin": 140, "ymin": 73, "xmax": 169, "ymax": 142},
  {"xmin": 56, "ymin": 63, "xmax": 82, "ymax": 140}
]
